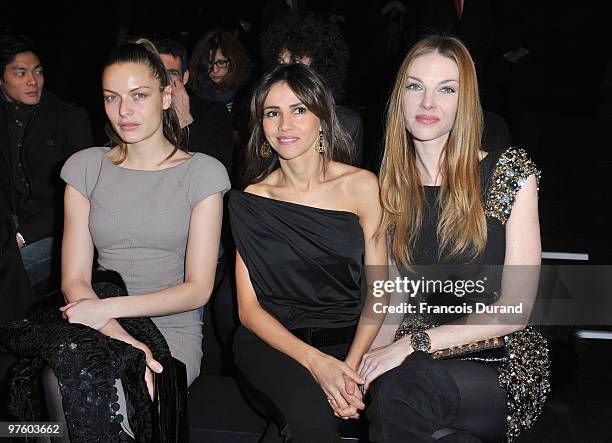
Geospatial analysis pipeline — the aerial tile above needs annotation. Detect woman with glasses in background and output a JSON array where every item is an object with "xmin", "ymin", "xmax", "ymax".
[
  {"xmin": 188, "ymin": 29, "xmax": 251, "ymax": 114},
  {"xmin": 189, "ymin": 29, "xmax": 253, "ymax": 186}
]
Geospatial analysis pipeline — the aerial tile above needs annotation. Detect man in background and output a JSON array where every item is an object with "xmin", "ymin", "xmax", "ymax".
[
  {"xmin": 0, "ymin": 34, "xmax": 92, "ymax": 287},
  {"xmin": 156, "ymin": 38, "xmax": 234, "ymax": 174},
  {"xmin": 157, "ymin": 38, "xmax": 237, "ymax": 371}
]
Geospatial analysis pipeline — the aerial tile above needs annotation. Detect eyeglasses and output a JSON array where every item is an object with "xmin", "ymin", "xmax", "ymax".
[{"xmin": 210, "ymin": 59, "xmax": 229, "ymax": 69}]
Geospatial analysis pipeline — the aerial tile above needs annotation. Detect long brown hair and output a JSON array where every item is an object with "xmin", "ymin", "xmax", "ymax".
[
  {"xmin": 243, "ymin": 63, "xmax": 354, "ymax": 185},
  {"xmin": 379, "ymin": 35, "xmax": 486, "ymax": 266},
  {"xmin": 188, "ymin": 30, "xmax": 251, "ymax": 93},
  {"xmin": 103, "ymin": 38, "xmax": 183, "ymax": 165}
]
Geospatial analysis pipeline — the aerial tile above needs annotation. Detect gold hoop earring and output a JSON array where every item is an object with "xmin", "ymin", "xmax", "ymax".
[
  {"xmin": 316, "ymin": 131, "xmax": 326, "ymax": 154},
  {"xmin": 260, "ymin": 140, "xmax": 272, "ymax": 159}
]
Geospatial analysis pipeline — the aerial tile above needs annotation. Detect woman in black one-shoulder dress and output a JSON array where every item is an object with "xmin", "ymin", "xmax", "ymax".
[{"xmin": 228, "ymin": 64, "xmax": 387, "ymax": 443}]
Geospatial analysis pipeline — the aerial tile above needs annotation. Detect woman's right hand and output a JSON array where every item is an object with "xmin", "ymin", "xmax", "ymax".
[
  {"xmin": 100, "ymin": 320, "xmax": 164, "ymax": 400},
  {"xmin": 306, "ymin": 351, "xmax": 366, "ymax": 418},
  {"xmin": 358, "ymin": 337, "xmax": 412, "ymax": 392}
]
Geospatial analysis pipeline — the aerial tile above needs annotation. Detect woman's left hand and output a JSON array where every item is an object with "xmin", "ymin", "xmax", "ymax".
[
  {"xmin": 333, "ymin": 374, "xmax": 362, "ymax": 419},
  {"xmin": 60, "ymin": 298, "xmax": 113, "ymax": 331},
  {"xmin": 358, "ymin": 338, "xmax": 413, "ymax": 391}
]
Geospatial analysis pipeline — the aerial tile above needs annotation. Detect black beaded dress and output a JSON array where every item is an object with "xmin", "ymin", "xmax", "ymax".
[{"xmin": 393, "ymin": 147, "xmax": 550, "ymax": 442}]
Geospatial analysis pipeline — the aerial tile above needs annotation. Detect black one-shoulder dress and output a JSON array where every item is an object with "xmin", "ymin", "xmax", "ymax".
[{"xmin": 228, "ymin": 190, "xmax": 365, "ymax": 443}]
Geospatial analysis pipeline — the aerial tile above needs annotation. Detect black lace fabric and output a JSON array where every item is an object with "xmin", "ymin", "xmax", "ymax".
[{"xmin": 0, "ymin": 273, "xmax": 188, "ymax": 442}]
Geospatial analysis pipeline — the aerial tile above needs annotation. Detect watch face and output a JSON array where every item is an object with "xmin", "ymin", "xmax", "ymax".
[{"xmin": 412, "ymin": 332, "xmax": 431, "ymax": 351}]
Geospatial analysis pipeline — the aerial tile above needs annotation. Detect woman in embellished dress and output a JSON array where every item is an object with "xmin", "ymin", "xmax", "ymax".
[
  {"xmin": 228, "ymin": 63, "xmax": 387, "ymax": 442},
  {"xmin": 360, "ymin": 35, "xmax": 550, "ymax": 442}
]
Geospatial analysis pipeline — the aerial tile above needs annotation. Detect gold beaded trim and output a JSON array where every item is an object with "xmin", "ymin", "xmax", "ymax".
[{"xmin": 485, "ymin": 147, "xmax": 541, "ymax": 225}]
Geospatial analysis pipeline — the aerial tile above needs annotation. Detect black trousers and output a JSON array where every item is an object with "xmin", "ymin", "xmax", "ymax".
[
  {"xmin": 233, "ymin": 326, "xmax": 350, "ymax": 443},
  {"xmin": 367, "ymin": 352, "xmax": 508, "ymax": 443}
]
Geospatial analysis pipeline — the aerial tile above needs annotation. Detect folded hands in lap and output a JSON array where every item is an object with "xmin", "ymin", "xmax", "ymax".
[{"xmin": 308, "ymin": 353, "xmax": 366, "ymax": 419}]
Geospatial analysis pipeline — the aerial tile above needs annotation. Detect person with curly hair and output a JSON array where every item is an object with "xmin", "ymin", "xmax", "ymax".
[{"xmin": 259, "ymin": 14, "xmax": 364, "ymax": 166}]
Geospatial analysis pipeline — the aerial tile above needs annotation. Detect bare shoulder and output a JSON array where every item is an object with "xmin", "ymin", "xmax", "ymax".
[
  {"xmin": 243, "ymin": 171, "xmax": 279, "ymax": 198},
  {"xmin": 351, "ymin": 169, "xmax": 379, "ymax": 195},
  {"xmin": 327, "ymin": 163, "xmax": 380, "ymax": 217},
  {"xmin": 330, "ymin": 162, "xmax": 379, "ymax": 196},
  {"xmin": 243, "ymin": 183, "xmax": 265, "ymax": 196}
]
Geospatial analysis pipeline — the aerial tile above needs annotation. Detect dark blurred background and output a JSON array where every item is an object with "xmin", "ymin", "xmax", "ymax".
[
  {"xmin": 3, "ymin": 2, "xmax": 610, "ymax": 254},
  {"xmin": 3, "ymin": 0, "xmax": 611, "ymax": 266},
  {"xmin": 2, "ymin": 1, "xmax": 612, "ymax": 441}
]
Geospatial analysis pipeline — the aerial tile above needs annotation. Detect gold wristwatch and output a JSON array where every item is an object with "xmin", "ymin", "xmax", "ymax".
[{"xmin": 410, "ymin": 331, "xmax": 432, "ymax": 352}]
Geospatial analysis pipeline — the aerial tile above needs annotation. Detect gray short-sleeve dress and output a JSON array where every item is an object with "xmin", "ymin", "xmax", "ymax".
[{"xmin": 61, "ymin": 146, "xmax": 230, "ymax": 385}]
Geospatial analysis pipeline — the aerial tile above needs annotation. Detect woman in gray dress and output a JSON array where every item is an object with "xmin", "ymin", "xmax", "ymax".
[{"xmin": 52, "ymin": 39, "xmax": 229, "ymax": 438}]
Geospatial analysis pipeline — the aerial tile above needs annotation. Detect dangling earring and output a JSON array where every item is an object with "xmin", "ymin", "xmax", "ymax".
[
  {"xmin": 259, "ymin": 140, "xmax": 272, "ymax": 159},
  {"xmin": 316, "ymin": 131, "xmax": 326, "ymax": 154}
]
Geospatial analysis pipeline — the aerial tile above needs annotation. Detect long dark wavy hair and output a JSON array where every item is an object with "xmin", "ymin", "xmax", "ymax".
[
  {"xmin": 243, "ymin": 63, "xmax": 354, "ymax": 185},
  {"xmin": 103, "ymin": 39, "xmax": 182, "ymax": 165}
]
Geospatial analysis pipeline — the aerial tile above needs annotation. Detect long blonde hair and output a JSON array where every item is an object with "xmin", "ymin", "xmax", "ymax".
[{"xmin": 379, "ymin": 35, "xmax": 486, "ymax": 267}]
